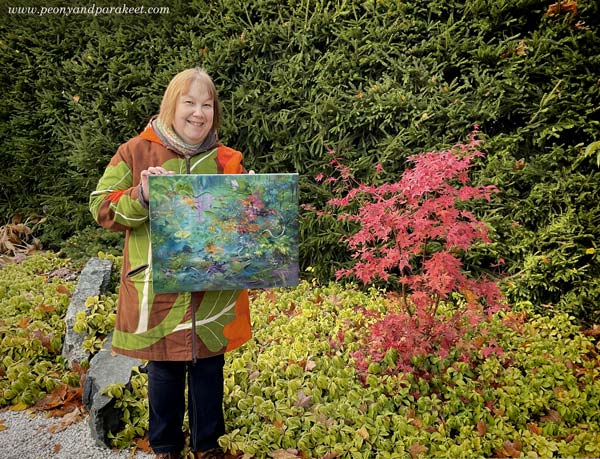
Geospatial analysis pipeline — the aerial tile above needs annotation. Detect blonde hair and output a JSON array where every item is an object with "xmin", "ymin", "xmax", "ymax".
[{"xmin": 157, "ymin": 68, "xmax": 221, "ymax": 130}]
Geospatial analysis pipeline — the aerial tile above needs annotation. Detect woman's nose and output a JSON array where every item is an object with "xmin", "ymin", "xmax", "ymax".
[{"xmin": 193, "ymin": 105, "xmax": 204, "ymax": 117}]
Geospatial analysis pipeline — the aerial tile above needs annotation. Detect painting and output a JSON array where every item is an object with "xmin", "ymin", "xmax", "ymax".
[{"xmin": 149, "ymin": 173, "xmax": 299, "ymax": 293}]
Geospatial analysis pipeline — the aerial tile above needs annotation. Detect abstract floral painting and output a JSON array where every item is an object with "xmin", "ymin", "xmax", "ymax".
[{"xmin": 149, "ymin": 173, "xmax": 299, "ymax": 293}]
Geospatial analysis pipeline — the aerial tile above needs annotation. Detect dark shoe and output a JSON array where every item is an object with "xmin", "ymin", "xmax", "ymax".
[
  {"xmin": 194, "ymin": 447, "xmax": 225, "ymax": 459},
  {"xmin": 155, "ymin": 453, "xmax": 179, "ymax": 459}
]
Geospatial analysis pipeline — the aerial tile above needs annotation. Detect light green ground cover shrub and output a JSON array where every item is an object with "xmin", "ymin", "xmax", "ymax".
[
  {"xmin": 94, "ymin": 281, "xmax": 600, "ymax": 458},
  {"xmin": 0, "ymin": 252, "xmax": 80, "ymax": 407},
  {"xmin": 1, "ymin": 253, "xmax": 599, "ymax": 456}
]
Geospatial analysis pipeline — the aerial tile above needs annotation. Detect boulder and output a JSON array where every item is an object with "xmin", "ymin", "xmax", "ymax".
[
  {"xmin": 61, "ymin": 257, "xmax": 113, "ymax": 367},
  {"xmin": 82, "ymin": 333, "xmax": 143, "ymax": 448}
]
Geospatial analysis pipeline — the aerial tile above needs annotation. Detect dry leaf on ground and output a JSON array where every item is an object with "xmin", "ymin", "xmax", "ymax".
[{"xmin": 47, "ymin": 406, "xmax": 84, "ymax": 433}]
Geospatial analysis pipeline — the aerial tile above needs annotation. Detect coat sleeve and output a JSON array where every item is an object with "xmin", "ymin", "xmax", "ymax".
[{"xmin": 89, "ymin": 143, "xmax": 149, "ymax": 231}]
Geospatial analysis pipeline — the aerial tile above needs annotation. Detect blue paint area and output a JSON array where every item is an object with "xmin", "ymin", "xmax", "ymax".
[{"xmin": 149, "ymin": 174, "xmax": 299, "ymax": 293}]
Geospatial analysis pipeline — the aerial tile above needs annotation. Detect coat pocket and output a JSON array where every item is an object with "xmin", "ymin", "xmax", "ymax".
[{"xmin": 126, "ymin": 264, "xmax": 149, "ymax": 279}]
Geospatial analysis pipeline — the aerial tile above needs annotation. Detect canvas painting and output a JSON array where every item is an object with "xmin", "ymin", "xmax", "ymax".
[{"xmin": 149, "ymin": 173, "xmax": 299, "ymax": 293}]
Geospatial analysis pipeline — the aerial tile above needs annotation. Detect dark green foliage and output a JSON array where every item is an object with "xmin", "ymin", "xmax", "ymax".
[
  {"xmin": 1, "ymin": 0, "xmax": 599, "ymax": 322},
  {"xmin": 59, "ymin": 226, "xmax": 124, "ymax": 269}
]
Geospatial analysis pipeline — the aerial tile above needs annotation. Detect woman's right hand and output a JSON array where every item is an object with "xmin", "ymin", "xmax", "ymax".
[{"xmin": 140, "ymin": 167, "xmax": 174, "ymax": 201}]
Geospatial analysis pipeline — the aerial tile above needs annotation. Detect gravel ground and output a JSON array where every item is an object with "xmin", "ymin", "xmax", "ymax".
[{"xmin": 0, "ymin": 408, "xmax": 155, "ymax": 459}]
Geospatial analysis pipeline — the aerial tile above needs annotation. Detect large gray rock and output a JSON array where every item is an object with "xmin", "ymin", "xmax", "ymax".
[
  {"xmin": 83, "ymin": 332, "xmax": 143, "ymax": 448},
  {"xmin": 61, "ymin": 257, "xmax": 113, "ymax": 367}
]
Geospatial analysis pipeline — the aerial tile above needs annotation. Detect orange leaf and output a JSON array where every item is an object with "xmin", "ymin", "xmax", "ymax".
[
  {"xmin": 48, "ymin": 406, "xmax": 83, "ymax": 433},
  {"xmin": 53, "ymin": 444, "xmax": 62, "ymax": 454},
  {"xmin": 545, "ymin": 0, "xmax": 578, "ymax": 16},
  {"xmin": 493, "ymin": 406, "xmax": 506, "ymax": 416},
  {"xmin": 134, "ymin": 435, "xmax": 152, "ymax": 453},
  {"xmin": 528, "ymin": 422, "xmax": 542, "ymax": 435},
  {"xmin": 34, "ymin": 385, "xmax": 68, "ymax": 411},
  {"xmin": 476, "ymin": 419, "xmax": 487, "ymax": 436},
  {"xmin": 56, "ymin": 284, "xmax": 71, "ymax": 296},
  {"xmin": 38, "ymin": 303, "xmax": 57, "ymax": 313},
  {"xmin": 0, "ymin": 419, "xmax": 7, "ymax": 431},
  {"xmin": 273, "ymin": 420, "xmax": 286, "ymax": 431},
  {"xmin": 18, "ymin": 317, "xmax": 31, "ymax": 328},
  {"xmin": 498, "ymin": 440, "xmax": 522, "ymax": 458},
  {"xmin": 285, "ymin": 302, "xmax": 297, "ymax": 316},
  {"xmin": 410, "ymin": 416, "xmax": 423, "ymax": 429},
  {"xmin": 582, "ymin": 325, "xmax": 600, "ymax": 337},
  {"xmin": 409, "ymin": 442, "xmax": 428, "ymax": 459}
]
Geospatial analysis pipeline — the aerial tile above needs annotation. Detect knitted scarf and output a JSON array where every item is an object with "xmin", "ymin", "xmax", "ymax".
[{"xmin": 152, "ymin": 116, "xmax": 218, "ymax": 157}]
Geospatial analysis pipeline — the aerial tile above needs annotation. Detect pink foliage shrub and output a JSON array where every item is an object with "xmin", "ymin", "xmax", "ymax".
[{"xmin": 320, "ymin": 129, "xmax": 506, "ymax": 376}]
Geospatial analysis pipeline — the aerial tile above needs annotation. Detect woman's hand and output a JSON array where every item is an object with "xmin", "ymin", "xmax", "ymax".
[{"xmin": 140, "ymin": 167, "xmax": 174, "ymax": 201}]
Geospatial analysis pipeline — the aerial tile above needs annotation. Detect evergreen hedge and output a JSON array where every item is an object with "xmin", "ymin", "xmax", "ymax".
[{"xmin": 1, "ymin": 0, "xmax": 599, "ymax": 322}]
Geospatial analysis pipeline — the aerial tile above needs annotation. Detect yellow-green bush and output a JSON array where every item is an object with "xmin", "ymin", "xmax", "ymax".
[{"xmin": 0, "ymin": 252, "xmax": 80, "ymax": 407}]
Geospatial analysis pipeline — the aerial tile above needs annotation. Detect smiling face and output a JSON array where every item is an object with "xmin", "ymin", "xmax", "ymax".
[{"xmin": 172, "ymin": 79, "xmax": 214, "ymax": 145}]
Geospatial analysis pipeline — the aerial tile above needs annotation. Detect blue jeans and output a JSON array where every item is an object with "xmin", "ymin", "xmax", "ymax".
[{"xmin": 147, "ymin": 355, "xmax": 225, "ymax": 454}]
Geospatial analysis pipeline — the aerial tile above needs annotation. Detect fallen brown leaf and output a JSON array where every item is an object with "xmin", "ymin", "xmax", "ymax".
[
  {"xmin": 476, "ymin": 419, "xmax": 487, "ymax": 437},
  {"xmin": 545, "ymin": 0, "xmax": 578, "ymax": 16},
  {"xmin": 304, "ymin": 359, "xmax": 317, "ymax": 372},
  {"xmin": 30, "ymin": 329, "xmax": 54, "ymax": 351},
  {"xmin": 541, "ymin": 409, "xmax": 561, "ymax": 423},
  {"xmin": 270, "ymin": 449, "xmax": 302, "ymax": 459},
  {"xmin": 495, "ymin": 440, "xmax": 523, "ymax": 458},
  {"xmin": 38, "ymin": 303, "xmax": 57, "ymax": 313},
  {"xmin": 528, "ymin": 422, "xmax": 542, "ymax": 435},
  {"xmin": 33, "ymin": 384, "xmax": 68, "ymax": 411},
  {"xmin": 409, "ymin": 442, "xmax": 428, "ymax": 459},
  {"xmin": 582, "ymin": 325, "xmax": 600, "ymax": 337},
  {"xmin": 55, "ymin": 284, "xmax": 72, "ymax": 296},
  {"xmin": 133, "ymin": 435, "xmax": 152, "ymax": 453},
  {"xmin": 48, "ymin": 406, "xmax": 84, "ymax": 433},
  {"xmin": 294, "ymin": 390, "xmax": 313, "ymax": 409}
]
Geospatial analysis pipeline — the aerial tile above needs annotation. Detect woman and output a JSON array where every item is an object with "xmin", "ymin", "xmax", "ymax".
[{"xmin": 90, "ymin": 68, "xmax": 252, "ymax": 459}]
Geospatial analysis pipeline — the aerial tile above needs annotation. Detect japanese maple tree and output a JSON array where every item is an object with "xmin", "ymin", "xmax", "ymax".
[{"xmin": 317, "ymin": 129, "xmax": 506, "ymax": 374}]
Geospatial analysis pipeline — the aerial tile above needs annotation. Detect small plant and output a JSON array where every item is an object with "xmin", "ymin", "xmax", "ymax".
[
  {"xmin": 73, "ymin": 294, "xmax": 117, "ymax": 354},
  {"xmin": 0, "ymin": 252, "xmax": 80, "ymax": 407},
  {"xmin": 59, "ymin": 226, "xmax": 124, "ymax": 268},
  {"xmin": 316, "ymin": 129, "xmax": 505, "ymax": 374}
]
